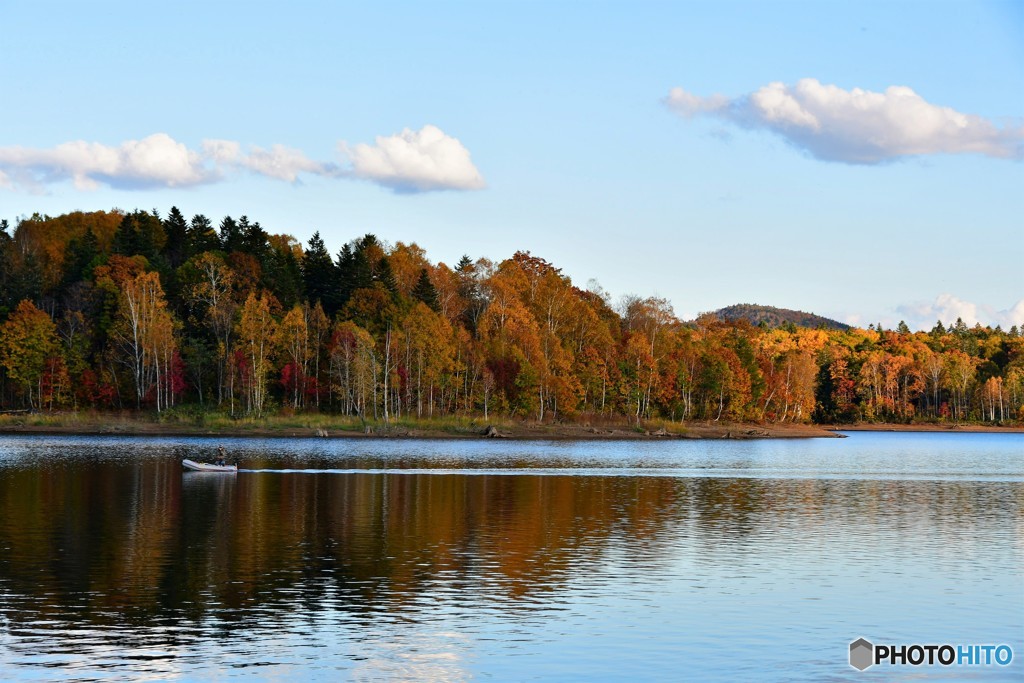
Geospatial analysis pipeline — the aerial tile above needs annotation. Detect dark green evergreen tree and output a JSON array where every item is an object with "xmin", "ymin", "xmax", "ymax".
[
  {"xmin": 162, "ymin": 206, "xmax": 189, "ymax": 268},
  {"xmin": 377, "ymin": 256, "xmax": 399, "ymax": 298},
  {"xmin": 812, "ymin": 358, "xmax": 851, "ymax": 423},
  {"xmin": 352, "ymin": 234, "xmax": 379, "ymax": 290},
  {"xmin": 219, "ymin": 216, "xmax": 243, "ymax": 253},
  {"xmin": 9, "ymin": 251, "xmax": 43, "ymax": 310},
  {"xmin": 112, "ymin": 213, "xmax": 139, "ymax": 256},
  {"xmin": 264, "ymin": 241, "xmax": 304, "ymax": 310},
  {"xmin": 187, "ymin": 214, "xmax": 220, "ymax": 256},
  {"xmin": 412, "ymin": 268, "xmax": 440, "ymax": 312},
  {"xmin": 239, "ymin": 216, "xmax": 271, "ymax": 263},
  {"xmin": 335, "ymin": 243, "xmax": 356, "ymax": 306},
  {"xmin": 136, "ymin": 210, "xmax": 166, "ymax": 263},
  {"xmin": 113, "ymin": 210, "xmax": 166, "ymax": 264},
  {"xmin": 336, "ymin": 234, "xmax": 381, "ymax": 307},
  {"xmin": 61, "ymin": 227, "xmax": 99, "ymax": 289},
  {"xmin": 303, "ymin": 232, "xmax": 339, "ymax": 314},
  {"xmin": 0, "ymin": 220, "xmax": 13, "ymax": 317}
]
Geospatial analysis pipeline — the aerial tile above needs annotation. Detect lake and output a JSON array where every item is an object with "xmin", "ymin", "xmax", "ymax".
[{"xmin": 0, "ymin": 432, "xmax": 1020, "ymax": 681}]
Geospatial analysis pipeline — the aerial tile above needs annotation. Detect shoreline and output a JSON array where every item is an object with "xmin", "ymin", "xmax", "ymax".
[
  {"xmin": 0, "ymin": 414, "xmax": 1020, "ymax": 440},
  {"xmin": 827, "ymin": 423, "xmax": 1024, "ymax": 434}
]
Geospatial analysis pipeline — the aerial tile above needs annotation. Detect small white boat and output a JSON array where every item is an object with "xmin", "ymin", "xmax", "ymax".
[{"xmin": 182, "ymin": 459, "xmax": 237, "ymax": 473}]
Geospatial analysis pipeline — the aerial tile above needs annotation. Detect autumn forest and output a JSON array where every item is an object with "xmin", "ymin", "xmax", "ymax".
[{"xmin": 0, "ymin": 208, "xmax": 1021, "ymax": 425}]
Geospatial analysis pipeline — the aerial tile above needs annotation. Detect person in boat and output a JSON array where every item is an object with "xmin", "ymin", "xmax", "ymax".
[{"xmin": 216, "ymin": 445, "xmax": 227, "ymax": 467}]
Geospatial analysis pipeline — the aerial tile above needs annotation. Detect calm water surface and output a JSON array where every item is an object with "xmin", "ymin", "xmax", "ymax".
[{"xmin": 0, "ymin": 432, "xmax": 1020, "ymax": 681}]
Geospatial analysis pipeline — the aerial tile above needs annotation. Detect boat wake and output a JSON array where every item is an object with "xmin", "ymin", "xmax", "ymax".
[{"xmin": 236, "ymin": 467, "xmax": 677, "ymax": 476}]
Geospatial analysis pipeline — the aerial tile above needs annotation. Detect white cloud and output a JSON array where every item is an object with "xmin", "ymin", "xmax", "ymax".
[
  {"xmin": 203, "ymin": 140, "xmax": 335, "ymax": 182},
  {"xmin": 241, "ymin": 144, "xmax": 335, "ymax": 182},
  {"xmin": 665, "ymin": 89, "xmax": 729, "ymax": 119},
  {"xmin": 239, "ymin": 143, "xmax": 335, "ymax": 181},
  {"xmin": 0, "ymin": 133, "xmax": 214, "ymax": 189},
  {"xmin": 0, "ymin": 126, "xmax": 483, "ymax": 193},
  {"xmin": 341, "ymin": 125, "xmax": 486, "ymax": 192},
  {"xmin": 896, "ymin": 294, "xmax": 1024, "ymax": 331},
  {"xmin": 666, "ymin": 79, "xmax": 1024, "ymax": 164},
  {"xmin": 201, "ymin": 139, "xmax": 242, "ymax": 165}
]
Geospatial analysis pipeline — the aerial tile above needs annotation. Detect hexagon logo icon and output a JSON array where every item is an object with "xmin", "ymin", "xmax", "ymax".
[{"xmin": 849, "ymin": 638, "xmax": 874, "ymax": 671}]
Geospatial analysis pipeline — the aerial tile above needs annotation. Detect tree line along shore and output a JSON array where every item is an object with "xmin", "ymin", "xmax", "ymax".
[{"xmin": 0, "ymin": 208, "xmax": 1021, "ymax": 430}]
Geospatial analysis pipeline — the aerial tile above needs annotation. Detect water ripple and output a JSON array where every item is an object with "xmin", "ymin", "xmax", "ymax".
[{"xmin": 0, "ymin": 433, "xmax": 1021, "ymax": 681}]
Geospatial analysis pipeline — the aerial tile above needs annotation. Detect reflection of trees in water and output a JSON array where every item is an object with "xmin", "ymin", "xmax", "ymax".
[
  {"xmin": 0, "ymin": 463, "xmax": 1017, "ymax": 630},
  {"xmin": 0, "ymin": 462, "xmax": 182, "ymax": 623},
  {"xmin": 0, "ymin": 463, "xmax": 687, "ymax": 628}
]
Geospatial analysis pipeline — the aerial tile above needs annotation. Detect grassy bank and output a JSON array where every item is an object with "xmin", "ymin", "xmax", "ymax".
[
  {"xmin": 0, "ymin": 410, "xmax": 512, "ymax": 438},
  {"xmin": 0, "ymin": 410, "xmax": 1019, "ymax": 440}
]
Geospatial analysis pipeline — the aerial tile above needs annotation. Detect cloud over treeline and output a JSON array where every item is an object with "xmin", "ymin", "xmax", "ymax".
[
  {"xmin": 666, "ymin": 79, "xmax": 1024, "ymax": 164},
  {"xmin": 896, "ymin": 294, "xmax": 1024, "ymax": 331},
  {"xmin": 0, "ymin": 126, "xmax": 484, "ymax": 193}
]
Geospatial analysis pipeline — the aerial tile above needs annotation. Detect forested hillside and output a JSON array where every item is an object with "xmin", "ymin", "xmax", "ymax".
[
  {"xmin": 0, "ymin": 208, "xmax": 1021, "ymax": 424},
  {"xmin": 710, "ymin": 304, "xmax": 850, "ymax": 331}
]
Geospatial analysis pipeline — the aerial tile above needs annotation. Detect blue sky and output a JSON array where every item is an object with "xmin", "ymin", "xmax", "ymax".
[{"xmin": 1, "ymin": 1, "xmax": 1022, "ymax": 330}]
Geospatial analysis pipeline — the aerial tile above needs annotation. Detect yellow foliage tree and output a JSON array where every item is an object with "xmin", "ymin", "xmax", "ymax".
[
  {"xmin": 237, "ymin": 292, "xmax": 279, "ymax": 416},
  {"xmin": 0, "ymin": 300, "xmax": 61, "ymax": 409},
  {"xmin": 402, "ymin": 302, "xmax": 456, "ymax": 417},
  {"xmin": 329, "ymin": 320, "xmax": 377, "ymax": 419},
  {"xmin": 279, "ymin": 304, "xmax": 311, "ymax": 408},
  {"xmin": 110, "ymin": 271, "xmax": 177, "ymax": 411}
]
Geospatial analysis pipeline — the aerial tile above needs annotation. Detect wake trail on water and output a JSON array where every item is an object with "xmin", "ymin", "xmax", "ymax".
[
  {"xmin": 234, "ymin": 467, "xmax": 682, "ymax": 476},
  {"xmin": 231, "ymin": 468, "xmax": 1022, "ymax": 481},
  {"xmin": 239, "ymin": 468, "xmax": 607, "ymax": 475}
]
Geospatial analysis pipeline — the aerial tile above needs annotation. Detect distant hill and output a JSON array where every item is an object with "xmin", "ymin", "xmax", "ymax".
[{"xmin": 707, "ymin": 304, "xmax": 850, "ymax": 331}]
